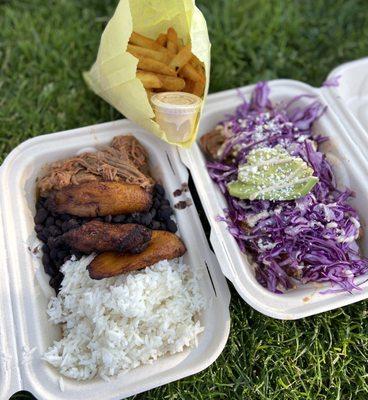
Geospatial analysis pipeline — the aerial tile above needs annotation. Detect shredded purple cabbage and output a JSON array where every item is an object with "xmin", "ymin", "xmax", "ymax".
[{"xmin": 207, "ymin": 81, "xmax": 368, "ymax": 293}]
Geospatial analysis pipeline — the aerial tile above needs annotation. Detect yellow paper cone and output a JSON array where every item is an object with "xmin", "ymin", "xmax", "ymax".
[{"xmin": 84, "ymin": 0, "xmax": 210, "ymax": 148}]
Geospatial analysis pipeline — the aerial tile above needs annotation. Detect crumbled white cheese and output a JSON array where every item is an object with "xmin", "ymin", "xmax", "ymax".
[{"xmin": 246, "ymin": 210, "xmax": 269, "ymax": 227}]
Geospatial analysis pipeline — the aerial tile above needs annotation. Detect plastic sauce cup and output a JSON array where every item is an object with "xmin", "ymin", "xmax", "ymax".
[{"xmin": 151, "ymin": 92, "xmax": 202, "ymax": 143}]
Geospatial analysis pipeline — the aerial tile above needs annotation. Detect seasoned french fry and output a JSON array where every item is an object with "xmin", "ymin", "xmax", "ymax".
[
  {"xmin": 179, "ymin": 63, "xmax": 203, "ymax": 82},
  {"xmin": 190, "ymin": 54, "xmax": 203, "ymax": 68},
  {"xmin": 136, "ymin": 70, "xmax": 163, "ymax": 89},
  {"xmin": 156, "ymin": 33, "xmax": 167, "ymax": 46},
  {"xmin": 193, "ymin": 62, "xmax": 205, "ymax": 82},
  {"xmin": 129, "ymin": 31, "xmax": 164, "ymax": 51},
  {"xmin": 127, "ymin": 44, "xmax": 170, "ymax": 63},
  {"xmin": 156, "ymin": 74, "xmax": 185, "ymax": 91},
  {"xmin": 138, "ymin": 58, "xmax": 176, "ymax": 76},
  {"xmin": 169, "ymin": 45, "xmax": 192, "ymax": 72},
  {"xmin": 183, "ymin": 79, "xmax": 195, "ymax": 93},
  {"xmin": 192, "ymin": 80, "xmax": 205, "ymax": 97},
  {"xmin": 166, "ymin": 27, "xmax": 178, "ymax": 54}
]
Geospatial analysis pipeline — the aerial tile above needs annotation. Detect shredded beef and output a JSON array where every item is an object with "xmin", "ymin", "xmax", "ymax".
[{"xmin": 38, "ymin": 135, "xmax": 154, "ymax": 196}]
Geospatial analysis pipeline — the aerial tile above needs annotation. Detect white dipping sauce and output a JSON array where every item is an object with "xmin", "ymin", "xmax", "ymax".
[{"xmin": 151, "ymin": 92, "xmax": 202, "ymax": 143}]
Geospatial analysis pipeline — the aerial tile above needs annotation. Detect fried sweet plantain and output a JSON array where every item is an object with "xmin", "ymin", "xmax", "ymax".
[
  {"xmin": 46, "ymin": 181, "xmax": 152, "ymax": 217},
  {"xmin": 62, "ymin": 220, "xmax": 152, "ymax": 254},
  {"xmin": 88, "ymin": 230, "xmax": 186, "ymax": 279}
]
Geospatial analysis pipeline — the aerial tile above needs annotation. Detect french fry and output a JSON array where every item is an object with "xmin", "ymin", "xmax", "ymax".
[
  {"xmin": 193, "ymin": 62, "xmax": 205, "ymax": 82},
  {"xmin": 156, "ymin": 74, "xmax": 185, "ymax": 91},
  {"xmin": 190, "ymin": 54, "xmax": 203, "ymax": 68},
  {"xmin": 183, "ymin": 79, "xmax": 195, "ymax": 93},
  {"xmin": 129, "ymin": 31, "xmax": 164, "ymax": 51},
  {"xmin": 136, "ymin": 70, "xmax": 163, "ymax": 89},
  {"xmin": 179, "ymin": 63, "xmax": 203, "ymax": 82},
  {"xmin": 156, "ymin": 33, "xmax": 167, "ymax": 47},
  {"xmin": 166, "ymin": 27, "xmax": 178, "ymax": 54},
  {"xmin": 127, "ymin": 44, "xmax": 170, "ymax": 63},
  {"xmin": 192, "ymin": 80, "xmax": 205, "ymax": 97},
  {"xmin": 169, "ymin": 45, "xmax": 192, "ymax": 72},
  {"xmin": 138, "ymin": 58, "xmax": 176, "ymax": 76}
]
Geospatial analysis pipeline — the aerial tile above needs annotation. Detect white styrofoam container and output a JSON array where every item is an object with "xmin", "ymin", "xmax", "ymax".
[
  {"xmin": 0, "ymin": 209, "xmax": 22, "ymax": 399},
  {"xmin": 180, "ymin": 71, "xmax": 368, "ymax": 320},
  {"xmin": 0, "ymin": 121, "xmax": 230, "ymax": 399}
]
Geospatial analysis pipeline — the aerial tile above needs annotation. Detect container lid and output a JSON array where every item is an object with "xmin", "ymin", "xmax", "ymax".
[{"xmin": 321, "ymin": 57, "xmax": 368, "ymax": 157}]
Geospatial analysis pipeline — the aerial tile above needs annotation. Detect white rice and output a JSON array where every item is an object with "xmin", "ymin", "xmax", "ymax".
[{"xmin": 43, "ymin": 254, "xmax": 205, "ymax": 381}]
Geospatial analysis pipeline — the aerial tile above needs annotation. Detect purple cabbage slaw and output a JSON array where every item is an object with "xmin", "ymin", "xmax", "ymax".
[{"xmin": 207, "ymin": 82, "xmax": 368, "ymax": 294}]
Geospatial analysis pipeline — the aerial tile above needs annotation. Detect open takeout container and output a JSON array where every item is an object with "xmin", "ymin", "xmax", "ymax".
[
  {"xmin": 0, "ymin": 123, "xmax": 230, "ymax": 399},
  {"xmin": 180, "ymin": 57, "xmax": 368, "ymax": 320},
  {"xmin": 1, "ymin": 57, "xmax": 368, "ymax": 399}
]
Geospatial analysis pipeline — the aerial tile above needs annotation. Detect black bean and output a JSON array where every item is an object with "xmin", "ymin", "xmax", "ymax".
[
  {"xmin": 69, "ymin": 219, "xmax": 80, "ymax": 229},
  {"xmin": 50, "ymin": 249, "xmax": 59, "ymax": 260},
  {"xmin": 158, "ymin": 222, "xmax": 167, "ymax": 230},
  {"xmin": 166, "ymin": 219, "xmax": 178, "ymax": 233},
  {"xmin": 50, "ymin": 273, "xmax": 63, "ymax": 291},
  {"xmin": 54, "ymin": 258, "xmax": 64, "ymax": 268},
  {"xmin": 149, "ymin": 209, "xmax": 157, "ymax": 219},
  {"xmin": 60, "ymin": 214, "xmax": 70, "ymax": 221},
  {"xmin": 37, "ymin": 232, "xmax": 47, "ymax": 242},
  {"xmin": 140, "ymin": 213, "xmax": 152, "ymax": 225},
  {"xmin": 62, "ymin": 220, "xmax": 77, "ymax": 232},
  {"xmin": 42, "ymin": 253, "xmax": 50, "ymax": 265},
  {"xmin": 44, "ymin": 263, "xmax": 57, "ymax": 277},
  {"xmin": 54, "ymin": 237, "xmax": 64, "ymax": 247},
  {"xmin": 42, "ymin": 244, "xmax": 50, "ymax": 254},
  {"xmin": 55, "ymin": 219, "xmax": 63, "ymax": 227},
  {"xmin": 104, "ymin": 215, "xmax": 112, "ymax": 223},
  {"xmin": 34, "ymin": 208, "xmax": 48, "ymax": 224},
  {"xmin": 49, "ymin": 226, "xmax": 62, "ymax": 236},
  {"xmin": 47, "ymin": 237, "xmax": 57, "ymax": 248},
  {"xmin": 155, "ymin": 184, "xmax": 165, "ymax": 196},
  {"xmin": 161, "ymin": 199, "xmax": 170, "ymax": 207},
  {"xmin": 48, "ymin": 236, "xmax": 63, "ymax": 249},
  {"xmin": 174, "ymin": 200, "xmax": 187, "ymax": 210},
  {"xmin": 57, "ymin": 250, "xmax": 69, "ymax": 260},
  {"xmin": 153, "ymin": 198, "xmax": 161, "ymax": 209},
  {"xmin": 45, "ymin": 216, "xmax": 55, "ymax": 227},
  {"xmin": 112, "ymin": 215, "xmax": 126, "ymax": 223},
  {"xmin": 36, "ymin": 198, "xmax": 46, "ymax": 208},
  {"xmin": 157, "ymin": 207, "xmax": 172, "ymax": 220},
  {"xmin": 151, "ymin": 221, "xmax": 161, "ymax": 230},
  {"xmin": 35, "ymin": 224, "xmax": 43, "ymax": 233}
]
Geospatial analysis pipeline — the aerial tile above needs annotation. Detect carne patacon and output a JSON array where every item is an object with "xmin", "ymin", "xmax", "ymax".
[
  {"xmin": 37, "ymin": 135, "xmax": 153, "ymax": 196},
  {"xmin": 62, "ymin": 220, "xmax": 152, "ymax": 254},
  {"xmin": 88, "ymin": 230, "xmax": 186, "ymax": 279},
  {"xmin": 46, "ymin": 181, "xmax": 152, "ymax": 217}
]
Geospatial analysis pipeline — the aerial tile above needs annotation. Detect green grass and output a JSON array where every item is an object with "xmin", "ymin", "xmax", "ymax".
[{"xmin": 2, "ymin": 0, "xmax": 368, "ymax": 399}]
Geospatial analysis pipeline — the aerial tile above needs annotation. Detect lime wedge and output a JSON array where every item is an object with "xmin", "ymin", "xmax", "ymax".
[{"xmin": 227, "ymin": 146, "xmax": 319, "ymax": 201}]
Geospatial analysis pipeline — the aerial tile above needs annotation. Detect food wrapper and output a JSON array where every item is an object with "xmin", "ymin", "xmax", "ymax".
[{"xmin": 83, "ymin": 0, "xmax": 210, "ymax": 148}]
